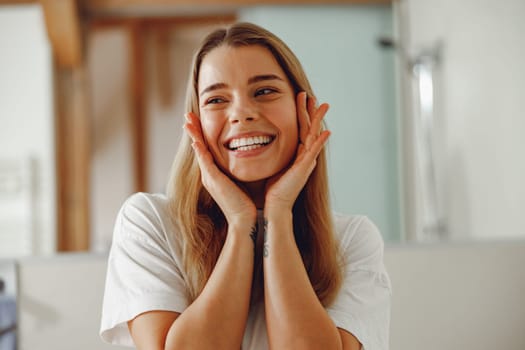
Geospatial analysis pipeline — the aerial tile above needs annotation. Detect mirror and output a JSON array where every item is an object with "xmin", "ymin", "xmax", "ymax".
[
  {"xmin": 88, "ymin": 5, "xmax": 402, "ymax": 248},
  {"xmin": 1, "ymin": 1, "xmax": 524, "ymax": 260}
]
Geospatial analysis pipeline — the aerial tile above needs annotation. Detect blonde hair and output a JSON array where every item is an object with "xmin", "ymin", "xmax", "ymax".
[{"xmin": 167, "ymin": 22, "xmax": 342, "ymax": 306}]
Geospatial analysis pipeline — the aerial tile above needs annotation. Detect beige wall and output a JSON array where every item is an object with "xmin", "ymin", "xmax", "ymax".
[
  {"xmin": 0, "ymin": 5, "xmax": 56, "ymax": 257},
  {"xmin": 15, "ymin": 242, "xmax": 525, "ymax": 350},
  {"xmin": 386, "ymin": 241, "xmax": 525, "ymax": 349},
  {"xmin": 89, "ymin": 24, "xmax": 223, "ymax": 253}
]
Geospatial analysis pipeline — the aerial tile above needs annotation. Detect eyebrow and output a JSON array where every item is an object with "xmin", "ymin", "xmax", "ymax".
[
  {"xmin": 199, "ymin": 74, "xmax": 285, "ymax": 97},
  {"xmin": 199, "ymin": 82, "xmax": 227, "ymax": 97},
  {"xmin": 247, "ymin": 74, "xmax": 284, "ymax": 85}
]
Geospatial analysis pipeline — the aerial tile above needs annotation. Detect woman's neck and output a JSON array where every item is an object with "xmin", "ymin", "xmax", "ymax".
[{"xmin": 241, "ymin": 180, "xmax": 266, "ymax": 209}]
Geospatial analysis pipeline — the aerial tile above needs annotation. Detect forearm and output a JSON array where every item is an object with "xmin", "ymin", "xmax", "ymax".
[
  {"xmin": 263, "ymin": 211, "xmax": 342, "ymax": 350},
  {"xmin": 165, "ymin": 224, "xmax": 254, "ymax": 349}
]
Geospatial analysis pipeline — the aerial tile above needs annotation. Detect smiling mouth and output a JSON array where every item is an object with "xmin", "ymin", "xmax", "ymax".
[{"xmin": 227, "ymin": 135, "xmax": 275, "ymax": 151}]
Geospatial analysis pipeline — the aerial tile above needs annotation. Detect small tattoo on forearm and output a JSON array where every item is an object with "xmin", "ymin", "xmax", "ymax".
[
  {"xmin": 250, "ymin": 224, "xmax": 257, "ymax": 246},
  {"xmin": 263, "ymin": 218, "xmax": 269, "ymax": 258}
]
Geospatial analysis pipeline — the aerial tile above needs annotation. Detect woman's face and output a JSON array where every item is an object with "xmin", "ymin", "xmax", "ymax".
[{"xmin": 197, "ymin": 45, "xmax": 299, "ymax": 183}]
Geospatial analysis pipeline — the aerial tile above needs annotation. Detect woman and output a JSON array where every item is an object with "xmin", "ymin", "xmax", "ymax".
[{"xmin": 100, "ymin": 22, "xmax": 391, "ymax": 350}]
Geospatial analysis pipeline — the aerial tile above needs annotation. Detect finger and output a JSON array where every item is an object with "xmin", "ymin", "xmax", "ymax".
[
  {"xmin": 309, "ymin": 102, "xmax": 329, "ymax": 137},
  {"xmin": 297, "ymin": 92, "xmax": 310, "ymax": 144},
  {"xmin": 191, "ymin": 140, "xmax": 212, "ymax": 171},
  {"xmin": 184, "ymin": 112, "xmax": 207, "ymax": 145},
  {"xmin": 191, "ymin": 140, "xmax": 226, "ymax": 187},
  {"xmin": 303, "ymin": 103, "xmax": 329, "ymax": 149},
  {"xmin": 296, "ymin": 130, "xmax": 331, "ymax": 171},
  {"xmin": 307, "ymin": 94, "xmax": 317, "ymax": 119},
  {"xmin": 184, "ymin": 123, "xmax": 204, "ymax": 145},
  {"xmin": 184, "ymin": 112, "xmax": 202, "ymax": 133},
  {"xmin": 285, "ymin": 130, "xmax": 330, "ymax": 191},
  {"xmin": 184, "ymin": 113, "xmax": 220, "ymax": 178}
]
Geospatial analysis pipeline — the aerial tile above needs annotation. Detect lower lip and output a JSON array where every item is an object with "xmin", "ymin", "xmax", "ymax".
[{"xmin": 229, "ymin": 143, "xmax": 272, "ymax": 158}]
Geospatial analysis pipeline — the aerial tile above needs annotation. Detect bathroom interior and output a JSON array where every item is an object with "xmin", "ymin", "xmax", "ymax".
[{"xmin": 0, "ymin": 0, "xmax": 524, "ymax": 349}]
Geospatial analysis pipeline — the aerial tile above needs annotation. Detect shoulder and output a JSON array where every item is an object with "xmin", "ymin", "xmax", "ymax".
[
  {"xmin": 119, "ymin": 192, "xmax": 170, "ymax": 224},
  {"xmin": 109, "ymin": 192, "xmax": 184, "ymax": 275},
  {"xmin": 121, "ymin": 192, "xmax": 170, "ymax": 216},
  {"xmin": 332, "ymin": 212, "xmax": 385, "ymax": 271},
  {"xmin": 114, "ymin": 192, "xmax": 174, "ymax": 244}
]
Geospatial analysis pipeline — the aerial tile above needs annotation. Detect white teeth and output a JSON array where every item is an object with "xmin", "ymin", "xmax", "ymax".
[
  {"xmin": 237, "ymin": 145, "xmax": 259, "ymax": 151},
  {"xmin": 229, "ymin": 135, "xmax": 272, "ymax": 150}
]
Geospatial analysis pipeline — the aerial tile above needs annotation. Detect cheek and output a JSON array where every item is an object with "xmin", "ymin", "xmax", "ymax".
[
  {"xmin": 268, "ymin": 100, "xmax": 297, "ymax": 127},
  {"xmin": 199, "ymin": 116, "xmax": 220, "ymax": 146},
  {"xmin": 278, "ymin": 112, "xmax": 300, "ymax": 156},
  {"xmin": 281, "ymin": 104, "xmax": 299, "ymax": 139}
]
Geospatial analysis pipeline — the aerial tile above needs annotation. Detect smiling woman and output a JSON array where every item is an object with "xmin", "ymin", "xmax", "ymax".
[
  {"xmin": 197, "ymin": 45, "xmax": 299, "ymax": 186},
  {"xmin": 100, "ymin": 22, "xmax": 391, "ymax": 350}
]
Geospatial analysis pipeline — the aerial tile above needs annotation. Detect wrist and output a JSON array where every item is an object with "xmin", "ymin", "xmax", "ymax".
[
  {"xmin": 225, "ymin": 206, "xmax": 257, "ymax": 227},
  {"xmin": 227, "ymin": 215, "xmax": 256, "ymax": 233},
  {"xmin": 264, "ymin": 209, "xmax": 293, "ymax": 232},
  {"xmin": 264, "ymin": 202, "xmax": 292, "ymax": 218}
]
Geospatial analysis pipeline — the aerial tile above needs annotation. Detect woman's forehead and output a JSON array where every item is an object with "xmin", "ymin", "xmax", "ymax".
[{"xmin": 198, "ymin": 45, "xmax": 287, "ymax": 88}]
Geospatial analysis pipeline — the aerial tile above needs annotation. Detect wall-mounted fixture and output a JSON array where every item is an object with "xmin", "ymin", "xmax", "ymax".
[
  {"xmin": 0, "ymin": 259, "xmax": 17, "ymax": 350},
  {"xmin": 379, "ymin": 34, "xmax": 447, "ymax": 241}
]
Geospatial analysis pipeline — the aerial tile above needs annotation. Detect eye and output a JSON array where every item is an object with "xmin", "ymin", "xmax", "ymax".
[
  {"xmin": 255, "ymin": 87, "xmax": 278, "ymax": 97},
  {"xmin": 205, "ymin": 96, "xmax": 227, "ymax": 105}
]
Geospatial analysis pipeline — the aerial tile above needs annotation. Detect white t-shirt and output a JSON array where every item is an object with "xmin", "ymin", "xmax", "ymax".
[{"xmin": 100, "ymin": 192, "xmax": 391, "ymax": 349}]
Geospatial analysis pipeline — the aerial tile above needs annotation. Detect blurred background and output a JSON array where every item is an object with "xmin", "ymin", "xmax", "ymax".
[
  {"xmin": 2, "ymin": 0, "xmax": 525, "ymax": 258},
  {"xmin": 0, "ymin": 0, "xmax": 524, "ymax": 349}
]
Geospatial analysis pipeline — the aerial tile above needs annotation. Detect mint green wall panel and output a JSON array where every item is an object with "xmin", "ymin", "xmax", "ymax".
[{"xmin": 240, "ymin": 6, "xmax": 401, "ymax": 241}]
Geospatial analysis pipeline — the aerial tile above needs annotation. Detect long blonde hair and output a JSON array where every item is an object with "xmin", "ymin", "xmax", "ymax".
[{"xmin": 167, "ymin": 22, "xmax": 342, "ymax": 306}]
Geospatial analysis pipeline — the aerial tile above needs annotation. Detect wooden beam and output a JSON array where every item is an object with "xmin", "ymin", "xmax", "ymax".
[
  {"xmin": 82, "ymin": 0, "xmax": 391, "ymax": 16},
  {"xmin": 0, "ymin": 0, "xmax": 390, "ymax": 6},
  {"xmin": 84, "ymin": 0, "xmax": 391, "ymax": 8},
  {"xmin": 40, "ymin": 0, "xmax": 83, "ymax": 68},
  {"xmin": 90, "ymin": 15, "xmax": 236, "ymax": 194},
  {"xmin": 155, "ymin": 28, "xmax": 172, "ymax": 108},
  {"xmin": 0, "ymin": 0, "xmax": 35, "ymax": 4},
  {"xmin": 55, "ymin": 65, "xmax": 91, "ymax": 252},
  {"xmin": 129, "ymin": 22, "xmax": 148, "ymax": 192},
  {"xmin": 89, "ymin": 13, "xmax": 237, "ymax": 29}
]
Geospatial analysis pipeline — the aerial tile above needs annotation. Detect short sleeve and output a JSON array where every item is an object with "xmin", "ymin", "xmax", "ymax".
[
  {"xmin": 99, "ymin": 193, "xmax": 189, "ymax": 346},
  {"xmin": 327, "ymin": 215, "xmax": 392, "ymax": 350}
]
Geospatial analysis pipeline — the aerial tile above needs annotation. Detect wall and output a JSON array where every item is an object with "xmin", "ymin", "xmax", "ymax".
[
  {"xmin": 89, "ymin": 24, "xmax": 223, "ymax": 252},
  {"xmin": 88, "ymin": 28, "xmax": 135, "ymax": 252},
  {"xmin": 0, "ymin": 5, "xmax": 56, "ymax": 256},
  {"xmin": 240, "ymin": 6, "xmax": 401, "ymax": 241},
  {"xmin": 0, "ymin": 6, "xmax": 402, "ymax": 251},
  {"xmin": 14, "ymin": 242, "xmax": 525, "ymax": 350},
  {"xmin": 386, "ymin": 240, "xmax": 525, "ymax": 350},
  {"xmin": 401, "ymin": 0, "xmax": 525, "ymax": 240},
  {"xmin": 17, "ymin": 254, "xmax": 126, "ymax": 350},
  {"xmin": 6, "ymin": 2, "xmax": 520, "ymax": 256},
  {"xmin": 90, "ymin": 6, "xmax": 402, "ymax": 249}
]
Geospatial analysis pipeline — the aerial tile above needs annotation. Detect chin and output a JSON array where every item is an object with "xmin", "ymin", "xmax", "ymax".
[
  {"xmin": 231, "ymin": 173, "xmax": 268, "ymax": 183},
  {"xmin": 228, "ymin": 168, "xmax": 276, "ymax": 184},
  {"xmin": 228, "ymin": 163, "xmax": 287, "ymax": 184}
]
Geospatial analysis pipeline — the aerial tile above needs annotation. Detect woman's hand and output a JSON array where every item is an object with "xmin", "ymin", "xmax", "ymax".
[
  {"xmin": 264, "ymin": 92, "xmax": 330, "ymax": 215},
  {"xmin": 184, "ymin": 112, "xmax": 257, "ymax": 227}
]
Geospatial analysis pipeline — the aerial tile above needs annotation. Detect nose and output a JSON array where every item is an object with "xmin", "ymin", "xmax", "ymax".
[
  {"xmin": 229, "ymin": 98, "xmax": 257, "ymax": 124},
  {"xmin": 230, "ymin": 115, "xmax": 255, "ymax": 124}
]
